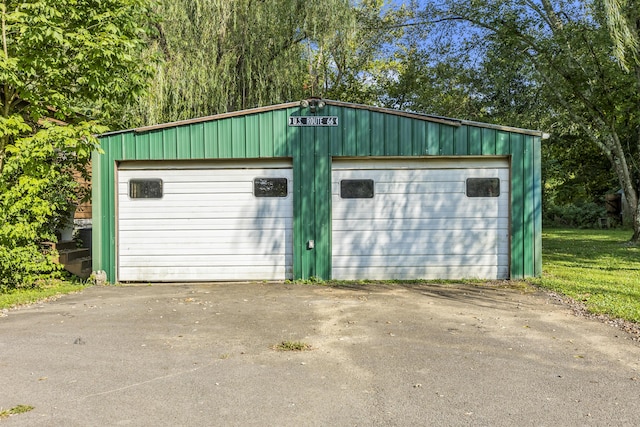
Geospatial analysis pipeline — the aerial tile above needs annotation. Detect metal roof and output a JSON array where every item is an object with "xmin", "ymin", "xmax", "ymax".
[{"xmin": 100, "ymin": 99, "xmax": 548, "ymax": 139}]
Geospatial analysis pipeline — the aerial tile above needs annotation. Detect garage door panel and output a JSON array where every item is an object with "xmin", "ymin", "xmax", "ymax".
[
  {"xmin": 162, "ymin": 182, "xmax": 253, "ymax": 193},
  {"xmin": 119, "ymin": 254, "xmax": 294, "ymax": 267},
  {"xmin": 333, "ymin": 181, "xmax": 464, "ymax": 194},
  {"xmin": 120, "ymin": 267, "xmax": 293, "ymax": 282},
  {"xmin": 118, "ymin": 166, "xmax": 292, "ymax": 281},
  {"xmin": 332, "ymin": 160, "xmax": 509, "ymax": 280},
  {"xmin": 332, "ymin": 239, "xmax": 509, "ymax": 256},
  {"xmin": 119, "ymin": 217, "xmax": 293, "ymax": 231},
  {"xmin": 332, "ymin": 180, "xmax": 509, "ymax": 194},
  {"xmin": 332, "ymin": 203, "xmax": 508, "ymax": 220},
  {"xmin": 119, "ymin": 181, "xmax": 255, "ymax": 194},
  {"xmin": 332, "ymin": 254, "xmax": 510, "ymax": 268},
  {"xmin": 120, "ymin": 238, "xmax": 293, "ymax": 252},
  {"xmin": 134, "ymin": 193, "xmax": 291, "ymax": 204},
  {"xmin": 332, "ymin": 192, "xmax": 508, "ymax": 207},
  {"xmin": 332, "ymin": 217, "xmax": 509, "ymax": 232},
  {"xmin": 119, "ymin": 238, "xmax": 292, "ymax": 252},
  {"xmin": 119, "ymin": 194, "xmax": 291, "ymax": 208},
  {"xmin": 333, "ymin": 168, "xmax": 508, "ymax": 182},
  {"xmin": 119, "ymin": 242, "xmax": 293, "ymax": 256},
  {"xmin": 118, "ymin": 205, "xmax": 293, "ymax": 219},
  {"xmin": 332, "ymin": 229, "xmax": 505, "ymax": 246},
  {"xmin": 120, "ymin": 224, "xmax": 288, "ymax": 241},
  {"xmin": 332, "ymin": 266, "xmax": 508, "ymax": 281},
  {"xmin": 118, "ymin": 167, "xmax": 289, "ymax": 179}
]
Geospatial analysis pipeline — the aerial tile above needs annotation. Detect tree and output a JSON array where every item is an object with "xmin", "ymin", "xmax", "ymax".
[
  {"xmin": 0, "ymin": 0, "xmax": 152, "ymax": 289},
  {"xmin": 132, "ymin": 0, "xmax": 308, "ymax": 125},
  {"xmin": 130, "ymin": 0, "xmax": 408, "ymax": 126},
  {"xmin": 310, "ymin": 0, "xmax": 409, "ymax": 105},
  {"xmin": 379, "ymin": 46, "xmax": 491, "ymax": 119},
  {"xmin": 603, "ymin": 0, "xmax": 640, "ymax": 72},
  {"xmin": 133, "ymin": 0, "xmax": 349, "ymax": 125},
  {"xmin": 417, "ymin": 0, "xmax": 640, "ymax": 241}
]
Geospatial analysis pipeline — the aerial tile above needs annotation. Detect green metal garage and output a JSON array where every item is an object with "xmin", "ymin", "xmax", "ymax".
[{"xmin": 93, "ymin": 100, "xmax": 543, "ymax": 282}]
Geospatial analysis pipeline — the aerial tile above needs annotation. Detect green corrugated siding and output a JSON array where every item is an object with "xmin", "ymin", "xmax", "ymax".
[
  {"xmin": 510, "ymin": 133, "xmax": 525, "ymax": 278},
  {"xmin": 469, "ymin": 127, "xmax": 482, "ymax": 155},
  {"xmin": 298, "ymin": 122, "xmax": 315, "ymax": 278},
  {"xmin": 94, "ymin": 103, "xmax": 542, "ymax": 282},
  {"xmin": 533, "ymin": 135, "xmax": 543, "ymax": 277},
  {"xmin": 370, "ymin": 112, "xmax": 385, "ymax": 156},
  {"xmin": 426, "ymin": 122, "xmax": 439, "ymax": 155},
  {"xmin": 482, "ymin": 128, "xmax": 496, "ymax": 155},
  {"xmin": 315, "ymin": 126, "xmax": 331, "ymax": 280},
  {"xmin": 523, "ymin": 135, "xmax": 535, "ymax": 277},
  {"xmin": 454, "ymin": 126, "xmax": 468, "ymax": 155},
  {"xmin": 496, "ymin": 131, "xmax": 510, "ymax": 155},
  {"xmin": 292, "ymin": 127, "xmax": 303, "ymax": 279},
  {"xmin": 203, "ymin": 121, "xmax": 217, "ymax": 157}
]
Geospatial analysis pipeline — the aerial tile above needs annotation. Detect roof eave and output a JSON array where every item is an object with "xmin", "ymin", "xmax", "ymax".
[{"xmin": 99, "ymin": 99, "xmax": 547, "ymax": 138}]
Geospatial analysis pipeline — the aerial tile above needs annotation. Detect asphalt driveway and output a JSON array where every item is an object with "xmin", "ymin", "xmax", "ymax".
[{"xmin": 1, "ymin": 282, "xmax": 639, "ymax": 426}]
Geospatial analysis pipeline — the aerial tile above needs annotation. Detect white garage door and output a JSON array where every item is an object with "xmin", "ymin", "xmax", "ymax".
[
  {"xmin": 117, "ymin": 161, "xmax": 293, "ymax": 282},
  {"xmin": 332, "ymin": 159, "xmax": 510, "ymax": 280}
]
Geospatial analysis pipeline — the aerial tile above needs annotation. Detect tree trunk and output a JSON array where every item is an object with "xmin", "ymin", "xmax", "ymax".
[
  {"xmin": 632, "ymin": 194, "xmax": 640, "ymax": 243},
  {"xmin": 605, "ymin": 131, "xmax": 639, "ymax": 242}
]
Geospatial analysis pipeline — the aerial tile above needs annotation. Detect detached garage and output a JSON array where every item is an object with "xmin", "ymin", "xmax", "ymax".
[{"xmin": 93, "ymin": 100, "xmax": 543, "ymax": 283}]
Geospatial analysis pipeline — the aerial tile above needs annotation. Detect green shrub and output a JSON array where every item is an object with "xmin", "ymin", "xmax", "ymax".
[
  {"xmin": 0, "ymin": 120, "xmax": 102, "ymax": 290},
  {"xmin": 0, "ymin": 245, "xmax": 62, "ymax": 292},
  {"xmin": 0, "ymin": 0, "xmax": 148, "ymax": 291},
  {"xmin": 543, "ymin": 202, "xmax": 608, "ymax": 228}
]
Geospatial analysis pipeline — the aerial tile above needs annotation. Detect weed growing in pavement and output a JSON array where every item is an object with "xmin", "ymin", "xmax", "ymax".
[
  {"xmin": 272, "ymin": 340, "xmax": 312, "ymax": 351},
  {"xmin": 0, "ymin": 405, "xmax": 34, "ymax": 419}
]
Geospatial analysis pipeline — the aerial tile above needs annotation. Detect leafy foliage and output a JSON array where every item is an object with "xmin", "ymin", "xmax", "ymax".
[
  {"xmin": 0, "ymin": 0, "xmax": 150, "ymax": 289},
  {"xmin": 133, "ymin": 0, "xmax": 312, "ymax": 124},
  {"xmin": 408, "ymin": 0, "xmax": 640, "ymax": 241},
  {"xmin": 130, "ymin": 0, "xmax": 408, "ymax": 126},
  {"xmin": 542, "ymin": 134, "xmax": 618, "ymax": 207},
  {"xmin": 543, "ymin": 202, "xmax": 608, "ymax": 229},
  {"xmin": 0, "ymin": 121, "xmax": 105, "ymax": 290},
  {"xmin": 311, "ymin": 0, "xmax": 409, "ymax": 105},
  {"xmin": 603, "ymin": 0, "xmax": 640, "ymax": 72},
  {"xmin": 380, "ymin": 47, "xmax": 486, "ymax": 117}
]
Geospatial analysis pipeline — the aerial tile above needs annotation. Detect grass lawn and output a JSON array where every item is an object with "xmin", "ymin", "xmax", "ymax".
[
  {"xmin": 531, "ymin": 228, "xmax": 640, "ymax": 323},
  {"xmin": 0, "ymin": 280, "xmax": 89, "ymax": 310}
]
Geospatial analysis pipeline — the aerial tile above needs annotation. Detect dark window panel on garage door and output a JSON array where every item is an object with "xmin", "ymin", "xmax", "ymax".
[
  {"xmin": 340, "ymin": 179, "xmax": 374, "ymax": 199},
  {"xmin": 466, "ymin": 178, "xmax": 500, "ymax": 197},
  {"xmin": 129, "ymin": 179, "xmax": 163, "ymax": 199},
  {"xmin": 254, "ymin": 178, "xmax": 288, "ymax": 197}
]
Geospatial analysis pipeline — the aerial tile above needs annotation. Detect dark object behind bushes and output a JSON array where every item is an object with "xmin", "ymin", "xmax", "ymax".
[{"xmin": 543, "ymin": 202, "xmax": 608, "ymax": 228}]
